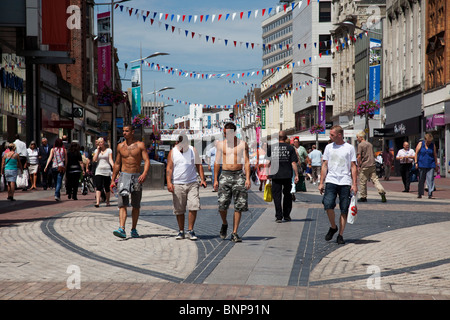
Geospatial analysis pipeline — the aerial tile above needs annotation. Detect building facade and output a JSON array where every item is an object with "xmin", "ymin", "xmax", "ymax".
[
  {"xmin": 423, "ymin": 0, "xmax": 450, "ymax": 176},
  {"xmin": 292, "ymin": 0, "xmax": 333, "ymax": 148},
  {"xmin": 330, "ymin": 0, "xmax": 386, "ymax": 140},
  {"xmin": 383, "ymin": 0, "xmax": 425, "ymax": 173}
]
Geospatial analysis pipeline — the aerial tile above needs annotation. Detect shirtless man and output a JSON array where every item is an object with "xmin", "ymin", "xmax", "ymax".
[
  {"xmin": 213, "ymin": 122, "xmax": 251, "ymax": 242},
  {"xmin": 110, "ymin": 124, "xmax": 150, "ymax": 239}
]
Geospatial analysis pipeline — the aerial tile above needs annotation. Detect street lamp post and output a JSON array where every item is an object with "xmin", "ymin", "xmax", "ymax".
[
  {"xmin": 295, "ymin": 71, "xmax": 327, "ymax": 149},
  {"xmin": 147, "ymin": 86, "xmax": 175, "ymax": 131}
]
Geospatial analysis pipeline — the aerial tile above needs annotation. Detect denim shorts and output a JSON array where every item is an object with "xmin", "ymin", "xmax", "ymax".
[
  {"xmin": 4, "ymin": 169, "xmax": 18, "ymax": 182},
  {"xmin": 322, "ymin": 183, "xmax": 351, "ymax": 214}
]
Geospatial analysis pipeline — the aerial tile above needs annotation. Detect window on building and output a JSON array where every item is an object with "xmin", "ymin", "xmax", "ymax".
[
  {"xmin": 319, "ymin": 35, "xmax": 331, "ymax": 54},
  {"xmin": 319, "ymin": 67, "xmax": 332, "ymax": 87},
  {"xmin": 319, "ymin": 2, "xmax": 331, "ymax": 22}
]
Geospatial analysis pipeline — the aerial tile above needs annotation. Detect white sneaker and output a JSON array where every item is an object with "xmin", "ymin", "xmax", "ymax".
[
  {"xmin": 175, "ymin": 231, "xmax": 185, "ymax": 240},
  {"xmin": 187, "ymin": 230, "xmax": 198, "ymax": 240}
]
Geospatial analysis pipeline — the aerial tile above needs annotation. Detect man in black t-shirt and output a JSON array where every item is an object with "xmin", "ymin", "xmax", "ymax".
[{"xmin": 267, "ymin": 131, "xmax": 299, "ymax": 222}]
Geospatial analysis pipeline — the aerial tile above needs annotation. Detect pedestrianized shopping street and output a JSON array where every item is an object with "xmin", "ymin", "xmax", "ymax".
[{"xmin": 1, "ymin": 177, "xmax": 450, "ymax": 301}]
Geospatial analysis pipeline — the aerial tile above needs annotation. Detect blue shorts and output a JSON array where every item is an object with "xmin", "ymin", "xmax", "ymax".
[
  {"xmin": 322, "ymin": 183, "xmax": 351, "ymax": 214},
  {"xmin": 4, "ymin": 169, "xmax": 18, "ymax": 183}
]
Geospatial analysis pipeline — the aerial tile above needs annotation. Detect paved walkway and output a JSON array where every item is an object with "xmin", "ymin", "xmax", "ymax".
[{"xmin": 0, "ymin": 176, "xmax": 449, "ymax": 300}]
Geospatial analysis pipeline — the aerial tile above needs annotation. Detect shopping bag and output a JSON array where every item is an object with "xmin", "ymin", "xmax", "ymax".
[
  {"xmin": 252, "ymin": 171, "xmax": 260, "ymax": 186},
  {"xmin": 264, "ymin": 183, "xmax": 272, "ymax": 202},
  {"xmin": 0, "ymin": 174, "xmax": 5, "ymax": 192},
  {"xmin": 16, "ymin": 170, "xmax": 29, "ymax": 189},
  {"xmin": 295, "ymin": 175, "xmax": 307, "ymax": 192},
  {"xmin": 347, "ymin": 193, "xmax": 357, "ymax": 224}
]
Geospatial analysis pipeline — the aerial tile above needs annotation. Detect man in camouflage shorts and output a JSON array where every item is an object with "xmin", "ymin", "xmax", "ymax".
[{"xmin": 213, "ymin": 122, "xmax": 251, "ymax": 242}]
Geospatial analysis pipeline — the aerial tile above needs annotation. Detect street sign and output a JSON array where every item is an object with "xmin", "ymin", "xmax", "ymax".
[{"xmin": 261, "ymin": 106, "xmax": 266, "ymax": 129}]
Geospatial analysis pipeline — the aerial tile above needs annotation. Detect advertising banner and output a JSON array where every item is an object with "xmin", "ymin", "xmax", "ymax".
[
  {"xmin": 131, "ymin": 65, "xmax": 141, "ymax": 117},
  {"xmin": 369, "ymin": 38, "xmax": 381, "ymax": 115},
  {"xmin": 97, "ymin": 12, "xmax": 111, "ymax": 97},
  {"xmin": 318, "ymin": 101, "xmax": 326, "ymax": 134}
]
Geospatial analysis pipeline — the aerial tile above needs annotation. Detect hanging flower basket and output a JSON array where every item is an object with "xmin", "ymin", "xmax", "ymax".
[
  {"xmin": 98, "ymin": 86, "xmax": 128, "ymax": 105},
  {"xmin": 356, "ymin": 100, "xmax": 380, "ymax": 119},
  {"xmin": 309, "ymin": 123, "xmax": 325, "ymax": 134},
  {"xmin": 132, "ymin": 114, "xmax": 151, "ymax": 128},
  {"xmin": 150, "ymin": 130, "xmax": 162, "ymax": 144}
]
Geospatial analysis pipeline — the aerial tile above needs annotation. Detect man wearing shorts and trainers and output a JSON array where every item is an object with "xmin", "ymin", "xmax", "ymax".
[
  {"xmin": 110, "ymin": 124, "xmax": 150, "ymax": 239},
  {"xmin": 213, "ymin": 122, "xmax": 251, "ymax": 242},
  {"xmin": 166, "ymin": 133, "xmax": 207, "ymax": 240},
  {"xmin": 318, "ymin": 125, "xmax": 358, "ymax": 245}
]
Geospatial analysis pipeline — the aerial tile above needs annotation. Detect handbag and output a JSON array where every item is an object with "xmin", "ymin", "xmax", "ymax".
[
  {"xmin": 347, "ymin": 193, "xmax": 358, "ymax": 224},
  {"xmin": 263, "ymin": 182, "xmax": 272, "ymax": 202},
  {"xmin": 57, "ymin": 166, "xmax": 66, "ymax": 173}
]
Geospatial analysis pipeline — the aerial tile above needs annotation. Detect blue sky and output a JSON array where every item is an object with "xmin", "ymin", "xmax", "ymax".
[{"xmin": 94, "ymin": 0, "xmax": 281, "ymax": 127}]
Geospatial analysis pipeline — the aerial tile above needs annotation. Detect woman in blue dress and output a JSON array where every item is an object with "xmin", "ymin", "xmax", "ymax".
[{"xmin": 415, "ymin": 133, "xmax": 438, "ymax": 199}]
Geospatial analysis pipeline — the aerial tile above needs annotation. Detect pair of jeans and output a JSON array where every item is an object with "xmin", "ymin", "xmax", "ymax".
[
  {"xmin": 418, "ymin": 167, "xmax": 435, "ymax": 197},
  {"xmin": 322, "ymin": 183, "xmax": 351, "ymax": 214},
  {"xmin": 51, "ymin": 168, "xmax": 64, "ymax": 198},
  {"xmin": 272, "ymin": 178, "xmax": 292, "ymax": 220}
]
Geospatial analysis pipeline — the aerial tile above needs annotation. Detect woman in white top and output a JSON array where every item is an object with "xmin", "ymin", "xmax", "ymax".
[
  {"xmin": 92, "ymin": 137, "xmax": 114, "ymax": 207},
  {"xmin": 27, "ymin": 141, "xmax": 39, "ymax": 190}
]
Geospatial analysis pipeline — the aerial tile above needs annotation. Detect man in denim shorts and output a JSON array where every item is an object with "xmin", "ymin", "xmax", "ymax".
[
  {"xmin": 213, "ymin": 123, "xmax": 251, "ymax": 242},
  {"xmin": 318, "ymin": 125, "xmax": 358, "ymax": 245},
  {"xmin": 110, "ymin": 124, "xmax": 150, "ymax": 239}
]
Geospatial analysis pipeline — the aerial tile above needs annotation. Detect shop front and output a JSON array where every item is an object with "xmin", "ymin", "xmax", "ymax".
[
  {"xmin": 384, "ymin": 91, "xmax": 423, "ymax": 175},
  {"xmin": 0, "ymin": 61, "xmax": 26, "ymax": 143}
]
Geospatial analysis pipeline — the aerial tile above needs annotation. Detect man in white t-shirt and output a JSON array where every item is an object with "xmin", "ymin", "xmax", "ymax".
[
  {"xmin": 166, "ymin": 133, "xmax": 207, "ymax": 240},
  {"xmin": 318, "ymin": 126, "xmax": 358, "ymax": 245}
]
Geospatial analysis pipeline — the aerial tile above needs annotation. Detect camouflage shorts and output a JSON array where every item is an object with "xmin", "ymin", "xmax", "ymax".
[{"xmin": 218, "ymin": 170, "xmax": 248, "ymax": 212}]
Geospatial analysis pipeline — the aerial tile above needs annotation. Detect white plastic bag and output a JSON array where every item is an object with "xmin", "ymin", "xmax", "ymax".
[
  {"xmin": 0, "ymin": 174, "xmax": 5, "ymax": 192},
  {"xmin": 16, "ymin": 170, "xmax": 29, "ymax": 189},
  {"xmin": 347, "ymin": 193, "xmax": 358, "ymax": 224}
]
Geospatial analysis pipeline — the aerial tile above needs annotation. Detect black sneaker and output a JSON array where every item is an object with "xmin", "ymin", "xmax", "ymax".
[
  {"xmin": 358, "ymin": 197, "xmax": 367, "ymax": 202},
  {"xmin": 230, "ymin": 232, "xmax": 242, "ymax": 242},
  {"xmin": 337, "ymin": 235, "xmax": 345, "ymax": 245},
  {"xmin": 219, "ymin": 224, "xmax": 228, "ymax": 239},
  {"xmin": 325, "ymin": 227, "xmax": 338, "ymax": 241}
]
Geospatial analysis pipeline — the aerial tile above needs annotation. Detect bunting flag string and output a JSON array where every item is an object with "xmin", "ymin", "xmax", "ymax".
[
  {"xmin": 115, "ymin": 1, "xmax": 303, "ymax": 24},
  {"xmin": 116, "ymin": 6, "xmax": 369, "ymax": 56},
  {"xmin": 143, "ymin": 61, "xmax": 261, "ymax": 86},
  {"xmin": 153, "ymin": 76, "xmax": 321, "ymax": 113}
]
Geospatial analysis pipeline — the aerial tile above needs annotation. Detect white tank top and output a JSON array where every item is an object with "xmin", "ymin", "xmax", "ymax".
[{"xmin": 172, "ymin": 146, "xmax": 198, "ymax": 184}]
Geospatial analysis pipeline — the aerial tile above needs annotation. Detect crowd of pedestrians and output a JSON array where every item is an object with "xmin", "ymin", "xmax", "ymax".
[
  {"xmin": 0, "ymin": 124, "xmax": 444, "ymax": 246},
  {"xmin": 0, "ymin": 134, "xmax": 106, "ymax": 202}
]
